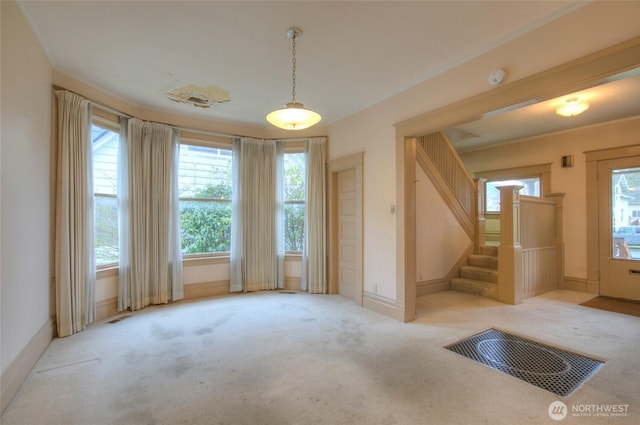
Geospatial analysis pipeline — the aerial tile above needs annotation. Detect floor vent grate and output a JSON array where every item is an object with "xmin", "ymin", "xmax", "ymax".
[{"xmin": 445, "ymin": 328, "xmax": 603, "ymax": 397}]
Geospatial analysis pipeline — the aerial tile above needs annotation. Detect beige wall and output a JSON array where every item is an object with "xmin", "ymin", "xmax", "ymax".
[
  {"xmin": 1, "ymin": 0, "xmax": 53, "ymax": 379},
  {"xmin": 415, "ymin": 165, "xmax": 471, "ymax": 285},
  {"xmin": 461, "ymin": 116, "xmax": 640, "ymax": 283},
  {"xmin": 328, "ymin": 1, "xmax": 640, "ymax": 312}
]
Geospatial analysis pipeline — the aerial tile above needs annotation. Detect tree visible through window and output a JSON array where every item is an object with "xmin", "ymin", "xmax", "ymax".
[
  {"xmin": 284, "ymin": 153, "xmax": 305, "ymax": 251},
  {"xmin": 92, "ymin": 124, "xmax": 119, "ymax": 266},
  {"xmin": 178, "ymin": 145, "xmax": 232, "ymax": 254}
]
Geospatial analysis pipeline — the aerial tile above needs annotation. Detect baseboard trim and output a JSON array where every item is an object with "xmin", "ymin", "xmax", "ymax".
[
  {"xmin": 95, "ymin": 297, "xmax": 118, "ymax": 322},
  {"xmin": 564, "ymin": 276, "xmax": 588, "ymax": 293},
  {"xmin": 184, "ymin": 280, "xmax": 230, "ymax": 300},
  {"xmin": 417, "ymin": 279, "xmax": 449, "ymax": 296},
  {"xmin": 1, "ymin": 317, "xmax": 56, "ymax": 414},
  {"xmin": 362, "ymin": 292, "xmax": 405, "ymax": 322}
]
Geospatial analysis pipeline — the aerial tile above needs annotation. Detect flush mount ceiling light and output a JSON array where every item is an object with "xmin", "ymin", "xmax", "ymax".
[
  {"xmin": 266, "ymin": 27, "xmax": 321, "ymax": 130},
  {"xmin": 556, "ymin": 97, "xmax": 589, "ymax": 117}
]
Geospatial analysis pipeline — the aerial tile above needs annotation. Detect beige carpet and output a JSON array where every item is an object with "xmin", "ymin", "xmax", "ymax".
[{"xmin": 2, "ymin": 290, "xmax": 639, "ymax": 424}]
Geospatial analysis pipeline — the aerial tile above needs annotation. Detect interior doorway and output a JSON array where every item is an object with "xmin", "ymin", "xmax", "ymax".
[
  {"xmin": 598, "ymin": 156, "xmax": 640, "ymax": 301},
  {"xmin": 328, "ymin": 153, "xmax": 363, "ymax": 305}
]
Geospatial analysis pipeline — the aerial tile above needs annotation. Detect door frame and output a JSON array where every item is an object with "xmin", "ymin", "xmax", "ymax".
[
  {"xmin": 586, "ymin": 144, "xmax": 640, "ymax": 295},
  {"xmin": 328, "ymin": 152, "xmax": 364, "ymax": 303}
]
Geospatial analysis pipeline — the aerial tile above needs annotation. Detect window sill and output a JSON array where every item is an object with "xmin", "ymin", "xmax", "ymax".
[
  {"xmin": 96, "ymin": 265, "xmax": 119, "ymax": 279},
  {"xmin": 182, "ymin": 255, "xmax": 230, "ymax": 266}
]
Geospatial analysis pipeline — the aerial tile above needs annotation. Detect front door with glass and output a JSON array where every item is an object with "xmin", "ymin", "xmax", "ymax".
[{"xmin": 598, "ymin": 156, "xmax": 640, "ymax": 301}]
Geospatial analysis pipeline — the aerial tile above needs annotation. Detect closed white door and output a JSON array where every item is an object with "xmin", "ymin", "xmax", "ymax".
[{"xmin": 338, "ymin": 169, "xmax": 359, "ymax": 303}]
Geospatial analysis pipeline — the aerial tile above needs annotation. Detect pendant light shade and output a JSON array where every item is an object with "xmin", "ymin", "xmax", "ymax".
[
  {"xmin": 267, "ymin": 28, "xmax": 321, "ymax": 130},
  {"xmin": 266, "ymin": 102, "xmax": 322, "ymax": 130}
]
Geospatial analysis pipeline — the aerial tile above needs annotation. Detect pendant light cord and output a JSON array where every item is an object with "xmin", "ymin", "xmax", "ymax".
[{"xmin": 291, "ymin": 34, "xmax": 297, "ymax": 104}]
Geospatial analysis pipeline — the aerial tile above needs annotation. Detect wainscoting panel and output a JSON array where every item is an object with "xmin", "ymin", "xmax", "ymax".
[{"xmin": 522, "ymin": 246, "xmax": 557, "ymax": 298}]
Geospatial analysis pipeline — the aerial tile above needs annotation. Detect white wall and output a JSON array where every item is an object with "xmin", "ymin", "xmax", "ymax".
[
  {"xmin": 1, "ymin": 0, "xmax": 53, "ymax": 376},
  {"xmin": 327, "ymin": 1, "xmax": 640, "ymax": 310},
  {"xmin": 461, "ymin": 116, "xmax": 640, "ymax": 282}
]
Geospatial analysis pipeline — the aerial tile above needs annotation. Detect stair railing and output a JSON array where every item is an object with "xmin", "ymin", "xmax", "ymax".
[{"xmin": 416, "ymin": 132, "xmax": 478, "ymax": 240}]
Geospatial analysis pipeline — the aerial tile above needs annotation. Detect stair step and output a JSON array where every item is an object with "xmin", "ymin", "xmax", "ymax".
[
  {"xmin": 481, "ymin": 244, "xmax": 498, "ymax": 257},
  {"xmin": 460, "ymin": 265, "xmax": 498, "ymax": 283},
  {"xmin": 451, "ymin": 277, "xmax": 498, "ymax": 300},
  {"xmin": 468, "ymin": 254, "xmax": 498, "ymax": 269}
]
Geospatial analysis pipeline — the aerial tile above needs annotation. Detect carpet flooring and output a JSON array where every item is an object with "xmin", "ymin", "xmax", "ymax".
[
  {"xmin": 580, "ymin": 296, "xmax": 640, "ymax": 318},
  {"xmin": 2, "ymin": 290, "xmax": 639, "ymax": 425}
]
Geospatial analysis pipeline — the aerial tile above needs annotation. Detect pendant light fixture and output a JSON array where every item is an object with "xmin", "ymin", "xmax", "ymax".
[{"xmin": 266, "ymin": 27, "xmax": 321, "ymax": 130}]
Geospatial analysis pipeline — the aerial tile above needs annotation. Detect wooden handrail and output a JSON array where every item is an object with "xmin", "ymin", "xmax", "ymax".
[{"xmin": 416, "ymin": 132, "xmax": 476, "ymax": 221}]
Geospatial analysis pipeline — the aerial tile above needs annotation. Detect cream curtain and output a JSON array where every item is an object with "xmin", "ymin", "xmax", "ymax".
[
  {"xmin": 230, "ymin": 138, "xmax": 284, "ymax": 292},
  {"xmin": 118, "ymin": 118, "xmax": 183, "ymax": 311},
  {"xmin": 54, "ymin": 90, "xmax": 95, "ymax": 337},
  {"xmin": 301, "ymin": 137, "xmax": 327, "ymax": 293}
]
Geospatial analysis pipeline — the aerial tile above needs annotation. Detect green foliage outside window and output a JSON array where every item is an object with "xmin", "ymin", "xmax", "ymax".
[
  {"xmin": 95, "ymin": 195, "xmax": 119, "ymax": 264},
  {"xmin": 178, "ymin": 147, "xmax": 307, "ymax": 255},
  {"xmin": 179, "ymin": 151, "xmax": 232, "ymax": 254},
  {"xmin": 285, "ymin": 153, "xmax": 305, "ymax": 251}
]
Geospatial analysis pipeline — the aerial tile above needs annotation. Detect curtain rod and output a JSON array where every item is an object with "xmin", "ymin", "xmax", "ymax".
[
  {"xmin": 53, "ymin": 85, "xmax": 324, "ymax": 142},
  {"xmin": 53, "ymin": 85, "xmax": 133, "ymax": 119}
]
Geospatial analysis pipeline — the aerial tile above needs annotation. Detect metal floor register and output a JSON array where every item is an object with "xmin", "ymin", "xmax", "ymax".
[{"xmin": 445, "ymin": 328, "xmax": 604, "ymax": 397}]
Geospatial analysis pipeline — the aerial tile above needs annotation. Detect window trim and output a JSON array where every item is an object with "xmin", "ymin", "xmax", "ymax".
[
  {"xmin": 178, "ymin": 140, "xmax": 233, "ymax": 257},
  {"xmin": 92, "ymin": 117, "xmax": 120, "ymax": 267},
  {"xmin": 283, "ymin": 150, "xmax": 306, "ymax": 253},
  {"xmin": 476, "ymin": 163, "xmax": 551, "ymax": 214}
]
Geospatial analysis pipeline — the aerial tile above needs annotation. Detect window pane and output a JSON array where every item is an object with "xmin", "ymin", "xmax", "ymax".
[
  {"xmin": 611, "ymin": 167, "xmax": 640, "ymax": 259},
  {"xmin": 285, "ymin": 203, "xmax": 304, "ymax": 251},
  {"xmin": 284, "ymin": 153, "xmax": 305, "ymax": 251},
  {"xmin": 179, "ymin": 145, "xmax": 232, "ymax": 199},
  {"xmin": 486, "ymin": 177, "xmax": 540, "ymax": 212},
  {"xmin": 92, "ymin": 124, "xmax": 119, "ymax": 265},
  {"xmin": 284, "ymin": 153, "xmax": 305, "ymax": 200},
  {"xmin": 95, "ymin": 195, "xmax": 119, "ymax": 265},
  {"xmin": 178, "ymin": 144, "xmax": 233, "ymax": 254},
  {"xmin": 180, "ymin": 200, "xmax": 231, "ymax": 254}
]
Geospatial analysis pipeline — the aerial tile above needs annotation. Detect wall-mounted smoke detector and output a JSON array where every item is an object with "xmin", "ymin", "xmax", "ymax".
[{"xmin": 166, "ymin": 84, "xmax": 230, "ymax": 108}]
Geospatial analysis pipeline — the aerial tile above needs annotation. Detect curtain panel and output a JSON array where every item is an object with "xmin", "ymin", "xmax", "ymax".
[
  {"xmin": 302, "ymin": 137, "xmax": 327, "ymax": 293},
  {"xmin": 54, "ymin": 90, "xmax": 95, "ymax": 337},
  {"xmin": 118, "ymin": 118, "xmax": 183, "ymax": 311},
  {"xmin": 230, "ymin": 138, "xmax": 284, "ymax": 292}
]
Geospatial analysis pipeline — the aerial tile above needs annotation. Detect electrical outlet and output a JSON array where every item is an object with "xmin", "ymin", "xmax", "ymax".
[{"xmin": 373, "ymin": 283, "xmax": 378, "ymax": 294}]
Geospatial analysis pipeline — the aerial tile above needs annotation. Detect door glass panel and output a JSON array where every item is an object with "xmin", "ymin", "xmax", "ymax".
[{"xmin": 611, "ymin": 167, "xmax": 640, "ymax": 260}]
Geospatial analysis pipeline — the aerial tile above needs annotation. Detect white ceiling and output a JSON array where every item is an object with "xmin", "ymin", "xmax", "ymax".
[
  {"xmin": 19, "ymin": 0, "xmax": 638, "ymax": 147},
  {"xmin": 448, "ymin": 68, "xmax": 640, "ymax": 152}
]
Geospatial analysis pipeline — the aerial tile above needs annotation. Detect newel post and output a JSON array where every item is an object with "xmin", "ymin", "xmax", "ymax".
[
  {"xmin": 497, "ymin": 185, "xmax": 523, "ymax": 305},
  {"xmin": 474, "ymin": 178, "xmax": 486, "ymax": 254}
]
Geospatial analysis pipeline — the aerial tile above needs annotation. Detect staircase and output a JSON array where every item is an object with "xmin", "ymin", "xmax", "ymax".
[{"xmin": 451, "ymin": 245, "xmax": 498, "ymax": 299}]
